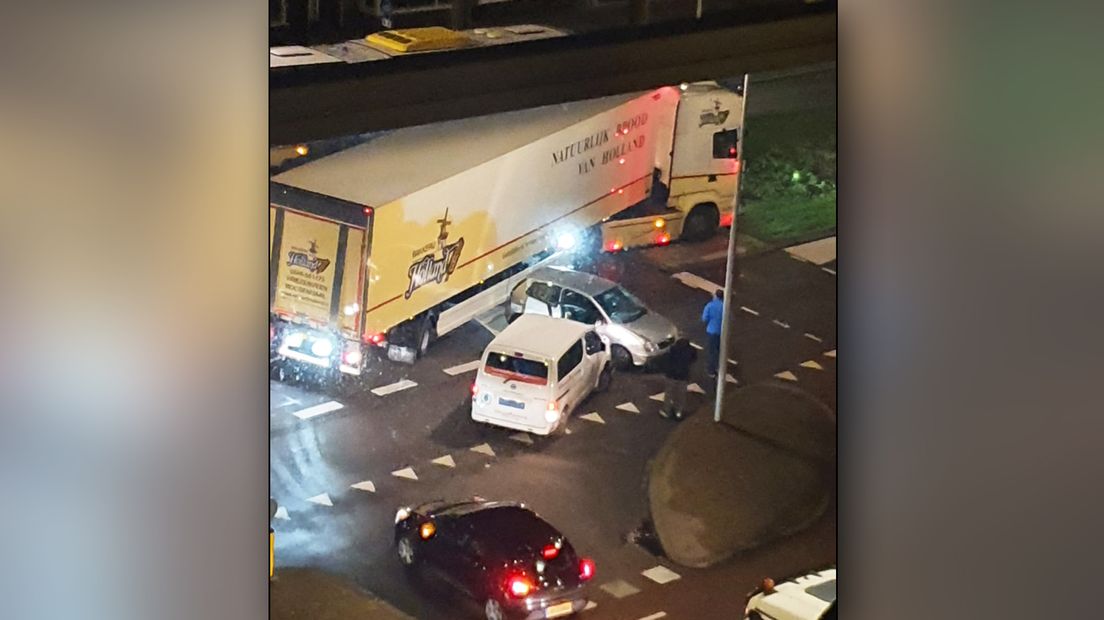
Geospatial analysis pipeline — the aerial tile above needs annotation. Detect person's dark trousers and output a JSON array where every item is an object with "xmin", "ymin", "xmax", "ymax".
[{"xmin": 707, "ymin": 332, "xmax": 721, "ymax": 375}]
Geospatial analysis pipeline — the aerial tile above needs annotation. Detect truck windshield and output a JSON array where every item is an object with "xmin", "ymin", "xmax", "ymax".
[
  {"xmin": 484, "ymin": 352, "xmax": 549, "ymax": 385},
  {"xmin": 594, "ymin": 287, "xmax": 647, "ymax": 324}
]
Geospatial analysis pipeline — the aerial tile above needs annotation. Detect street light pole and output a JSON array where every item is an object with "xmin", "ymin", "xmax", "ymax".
[{"xmin": 714, "ymin": 73, "xmax": 749, "ymax": 423}]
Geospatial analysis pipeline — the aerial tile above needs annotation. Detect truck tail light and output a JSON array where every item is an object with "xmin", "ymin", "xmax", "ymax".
[
  {"xmin": 343, "ymin": 349, "xmax": 362, "ymax": 365},
  {"xmin": 579, "ymin": 558, "xmax": 595, "ymax": 581}
]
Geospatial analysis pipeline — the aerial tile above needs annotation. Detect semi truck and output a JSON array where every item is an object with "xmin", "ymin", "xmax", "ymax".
[{"xmin": 269, "ymin": 81, "xmax": 743, "ymax": 376}]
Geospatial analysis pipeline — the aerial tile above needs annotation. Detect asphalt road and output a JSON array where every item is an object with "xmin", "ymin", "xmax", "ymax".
[{"xmin": 270, "ymin": 235, "xmax": 836, "ymax": 619}]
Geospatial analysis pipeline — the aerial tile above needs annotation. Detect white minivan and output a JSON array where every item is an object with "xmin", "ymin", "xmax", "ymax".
[{"xmin": 471, "ymin": 314, "xmax": 612, "ymax": 435}]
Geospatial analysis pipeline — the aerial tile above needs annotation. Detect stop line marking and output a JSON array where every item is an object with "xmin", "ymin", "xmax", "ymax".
[
  {"xmin": 443, "ymin": 360, "xmax": 481, "ymax": 376},
  {"xmin": 371, "ymin": 379, "xmax": 418, "ymax": 396},
  {"xmin": 291, "ymin": 400, "xmax": 343, "ymax": 420}
]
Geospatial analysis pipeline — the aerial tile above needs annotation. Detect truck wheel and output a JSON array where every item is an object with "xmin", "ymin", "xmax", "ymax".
[
  {"xmin": 415, "ymin": 314, "xmax": 437, "ymax": 359},
  {"xmin": 683, "ymin": 204, "xmax": 720, "ymax": 242},
  {"xmin": 611, "ymin": 345, "xmax": 634, "ymax": 370}
]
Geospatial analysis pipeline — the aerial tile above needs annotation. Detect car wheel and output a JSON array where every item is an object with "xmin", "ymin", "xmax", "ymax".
[
  {"xmin": 610, "ymin": 345, "xmax": 633, "ymax": 370},
  {"xmin": 596, "ymin": 364, "xmax": 612, "ymax": 392},
  {"xmin": 397, "ymin": 537, "xmax": 416, "ymax": 567},
  {"xmin": 683, "ymin": 203, "xmax": 720, "ymax": 242},
  {"xmin": 484, "ymin": 598, "xmax": 506, "ymax": 620}
]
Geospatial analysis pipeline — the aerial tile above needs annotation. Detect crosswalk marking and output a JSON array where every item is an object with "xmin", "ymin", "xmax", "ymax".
[
  {"xmin": 470, "ymin": 443, "xmax": 496, "ymax": 457},
  {"xmin": 740, "ymin": 306, "xmax": 760, "ymax": 316},
  {"xmin": 350, "ymin": 480, "xmax": 376, "ymax": 493},
  {"xmin": 306, "ymin": 493, "xmax": 333, "ymax": 507},
  {"xmin": 291, "ymin": 400, "xmax": 343, "ymax": 420},
  {"xmin": 616, "ymin": 402, "xmax": 640, "ymax": 414},
  {"xmin": 771, "ymin": 319, "xmax": 791, "ymax": 329},
  {"xmin": 690, "ymin": 342, "xmax": 703, "ymax": 350},
  {"xmin": 641, "ymin": 565, "xmax": 682, "ymax": 584},
  {"xmin": 431, "ymin": 454, "xmax": 456, "ymax": 468},
  {"xmin": 639, "ymin": 613, "xmax": 668, "ymax": 620},
  {"xmin": 509, "ymin": 433, "xmax": 533, "ymax": 445},
  {"xmin": 443, "ymin": 360, "xmax": 481, "ymax": 376},
  {"xmin": 822, "ymin": 267, "xmax": 836, "ymax": 275},
  {"xmin": 580, "ymin": 412, "xmax": 605, "ymax": 424},
  {"xmin": 371, "ymin": 379, "xmax": 418, "ymax": 396},
  {"xmin": 391, "ymin": 467, "xmax": 418, "ymax": 481},
  {"xmin": 800, "ymin": 360, "xmax": 824, "ymax": 371},
  {"xmin": 774, "ymin": 370, "xmax": 798, "ymax": 382},
  {"xmin": 273, "ymin": 506, "xmax": 290, "ymax": 520}
]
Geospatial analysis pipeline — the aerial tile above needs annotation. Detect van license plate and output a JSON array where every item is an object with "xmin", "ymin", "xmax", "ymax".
[
  {"xmin": 546, "ymin": 602, "xmax": 574, "ymax": 618},
  {"xmin": 498, "ymin": 398, "xmax": 525, "ymax": 409}
]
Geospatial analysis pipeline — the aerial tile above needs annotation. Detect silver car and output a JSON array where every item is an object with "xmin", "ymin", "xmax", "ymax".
[{"xmin": 508, "ymin": 267, "xmax": 678, "ymax": 369}]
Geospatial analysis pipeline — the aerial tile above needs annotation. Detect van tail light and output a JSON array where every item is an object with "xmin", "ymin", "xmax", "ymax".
[
  {"xmin": 579, "ymin": 558, "xmax": 595, "ymax": 581},
  {"xmin": 507, "ymin": 576, "xmax": 532, "ymax": 598},
  {"xmin": 546, "ymin": 400, "xmax": 558, "ymax": 412},
  {"xmin": 544, "ymin": 400, "xmax": 560, "ymax": 423}
]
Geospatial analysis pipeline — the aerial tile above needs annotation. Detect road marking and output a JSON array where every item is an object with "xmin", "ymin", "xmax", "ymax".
[
  {"xmin": 580, "ymin": 412, "xmax": 606, "ymax": 424},
  {"xmin": 638, "ymin": 613, "xmax": 668, "ymax": 620},
  {"xmin": 471, "ymin": 443, "xmax": 496, "ymax": 457},
  {"xmin": 509, "ymin": 432, "xmax": 533, "ymax": 445},
  {"xmin": 740, "ymin": 305, "xmax": 760, "ymax": 316},
  {"xmin": 822, "ymin": 267, "xmax": 837, "ymax": 275},
  {"xmin": 616, "ymin": 402, "xmax": 640, "ymax": 414},
  {"xmin": 273, "ymin": 506, "xmax": 290, "ymax": 520},
  {"xmin": 771, "ymin": 319, "xmax": 791, "ymax": 329},
  {"xmin": 801, "ymin": 360, "xmax": 824, "ymax": 371},
  {"xmin": 825, "ymin": 349, "xmax": 836, "ymax": 358},
  {"xmin": 785, "ymin": 236, "xmax": 836, "ymax": 265},
  {"xmin": 431, "ymin": 454, "xmax": 456, "ymax": 468},
  {"xmin": 599, "ymin": 579, "xmax": 641, "ymax": 599},
  {"xmin": 728, "ymin": 358, "xmax": 739, "ymax": 365},
  {"xmin": 726, "ymin": 373, "xmax": 739, "ymax": 384},
  {"xmin": 371, "ymin": 379, "xmax": 418, "ymax": 396},
  {"xmin": 291, "ymin": 400, "xmax": 343, "ymax": 420},
  {"xmin": 671, "ymin": 271, "xmax": 722, "ymax": 294},
  {"xmin": 774, "ymin": 370, "xmax": 798, "ymax": 382},
  {"xmin": 584, "ymin": 601, "xmax": 598, "ymax": 611},
  {"xmin": 350, "ymin": 480, "xmax": 376, "ymax": 493},
  {"xmin": 804, "ymin": 333, "xmax": 823, "ymax": 343},
  {"xmin": 306, "ymin": 493, "xmax": 333, "ymax": 507},
  {"xmin": 391, "ymin": 467, "xmax": 418, "ymax": 481},
  {"xmin": 443, "ymin": 360, "xmax": 482, "ymax": 376},
  {"xmin": 649, "ymin": 392, "xmax": 665, "ymax": 402},
  {"xmin": 641, "ymin": 565, "xmax": 682, "ymax": 584},
  {"xmin": 690, "ymin": 341, "xmax": 703, "ymax": 350},
  {"xmin": 687, "ymin": 383, "xmax": 705, "ymax": 394}
]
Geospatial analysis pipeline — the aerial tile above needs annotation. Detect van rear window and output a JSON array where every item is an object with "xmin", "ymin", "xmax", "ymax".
[{"xmin": 485, "ymin": 353, "xmax": 548, "ymax": 385}]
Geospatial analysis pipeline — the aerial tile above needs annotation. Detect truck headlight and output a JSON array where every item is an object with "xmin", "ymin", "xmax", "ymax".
[{"xmin": 310, "ymin": 339, "xmax": 334, "ymax": 357}]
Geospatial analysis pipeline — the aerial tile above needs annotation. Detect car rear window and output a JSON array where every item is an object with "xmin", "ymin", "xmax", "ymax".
[{"xmin": 484, "ymin": 352, "xmax": 549, "ymax": 384}]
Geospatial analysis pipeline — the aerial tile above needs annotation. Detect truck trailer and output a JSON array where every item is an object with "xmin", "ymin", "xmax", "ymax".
[{"xmin": 269, "ymin": 82, "xmax": 742, "ymax": 376}]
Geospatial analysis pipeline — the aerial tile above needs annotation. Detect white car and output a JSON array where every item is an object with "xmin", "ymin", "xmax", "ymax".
[
  {"xmin": 744, "ymin": 567, "xmax": 836, "ymax": 620},
  {"xmin": 471, "ymin": 314, "xmax": 612, "ymax": 435}
]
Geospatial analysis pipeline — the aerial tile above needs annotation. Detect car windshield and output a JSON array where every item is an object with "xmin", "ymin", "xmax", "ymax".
[
  {"xmin": 484, "ymin": 352, "xmax": 549, "ymax": 385},
  {"xmin": 594, "ymin": 286, "xmax": 647, "ymax": 323}
]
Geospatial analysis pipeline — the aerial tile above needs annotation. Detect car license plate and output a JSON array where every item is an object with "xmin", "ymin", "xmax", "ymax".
[
  {"xmin": 546, "ymin": 602, "xmax": 574, "ymax": 618},
  {"xmin": 498, "ymin": 397, "xmax": 525, "ymax": 409}
]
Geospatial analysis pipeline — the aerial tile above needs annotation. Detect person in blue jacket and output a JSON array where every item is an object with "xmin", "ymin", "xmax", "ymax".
[{"xmin": 701, "ymin": 290, "xmax": 725, "ymax": 377}]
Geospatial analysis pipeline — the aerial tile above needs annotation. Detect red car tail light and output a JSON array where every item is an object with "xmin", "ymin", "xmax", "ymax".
[
  {"xmin": 541, "ymin": 543, "xmax": 560, "ymax": 560},
  {"xmin": 579, "ymin": 558, "xmax": 595, "ymax": 581},
  {"xmin": 507, "ymin": 576, "xmax": 532, "ymax": 598}
]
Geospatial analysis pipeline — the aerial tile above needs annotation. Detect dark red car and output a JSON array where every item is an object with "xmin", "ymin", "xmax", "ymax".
[{"xmin": 394, "ymin": 499, "xmax": 594, "ymax": 620}]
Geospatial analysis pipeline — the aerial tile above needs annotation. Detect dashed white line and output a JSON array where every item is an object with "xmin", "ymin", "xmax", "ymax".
[
  {"xmin": 771, "ymin": 319, "xmax": 791, "ymax": 329},
  {"xmin": 470, "ymin": 443, "xmax": 496, "ymax": 457},
  {"xmin": 740, "ymin": 306, "xmax": 760, "ymax": 316},
  {"xmin": 638, "ymin": 613, "xmax": 668, "ymax": 620},
  {"xmin": 306, "ymin": 493, "xmax": 333, "ymax": 507},
  {"xmin": 641, "ymin": 565, "xmax": 682, "ymax": 584},
  {"xmin": 291, "ymin": 400, "xmax": 343, "ymax": 420},
  {"xmin": 371, "ymin": 379, "xmax": 418, "ymax": 396},
  {"xmin": 822, "ymin": 267, "xmax": 837, "ymax": 275},
  {"xmin": 689, "ymin": 342, "xmax": 703, "ymax": 350},
  {"xmin": 443, "ymin": 360, "xmax": 482, "ymax": 376},
  {"xmin": 431, "ymin": 454, "xmax": 456, "ymax": 468},
  {"xmin": 804, "ymin": 333, "xmax": 824, "ymax": 343},
  {"xmin": 391, "ymin": 467, "xmax": 418, "ymax": 481}
]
